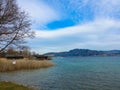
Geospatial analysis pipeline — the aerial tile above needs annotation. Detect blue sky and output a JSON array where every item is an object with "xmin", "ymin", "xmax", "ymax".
[{"xmin": 17, "ymin": 0, "xmax": 120, "ymax": 54}]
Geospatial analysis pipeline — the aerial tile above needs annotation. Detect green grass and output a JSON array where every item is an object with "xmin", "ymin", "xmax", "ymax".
[{"xmin": 0, "ymin": 81, "xmax": 34, "ymax": 90}]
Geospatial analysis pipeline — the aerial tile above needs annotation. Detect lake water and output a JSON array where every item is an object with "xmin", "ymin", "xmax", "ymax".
[{"xmin": 0, "ymin": 57, "xmax": 120, "ymax": 90}]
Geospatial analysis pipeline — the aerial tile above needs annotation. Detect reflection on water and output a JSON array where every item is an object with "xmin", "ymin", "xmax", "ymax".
[{"xmin": 0, "ymin": 57, "xmax": 120, "ymax": 90}]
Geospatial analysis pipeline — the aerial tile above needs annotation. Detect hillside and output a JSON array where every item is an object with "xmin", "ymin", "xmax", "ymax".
[{"xmin": 44, "ymin": 49, "xmax": 120, "ymax": 57}]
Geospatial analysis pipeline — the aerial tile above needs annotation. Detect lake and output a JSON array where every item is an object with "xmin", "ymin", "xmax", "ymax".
[{"xmin": 0, "ymin": 57, "xmax": 120, "ymax": 90}]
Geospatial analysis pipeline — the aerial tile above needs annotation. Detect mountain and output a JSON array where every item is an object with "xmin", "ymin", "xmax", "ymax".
[{"xmin": 44, "ymin": 49, "xmax": 120, "ymax": 57}]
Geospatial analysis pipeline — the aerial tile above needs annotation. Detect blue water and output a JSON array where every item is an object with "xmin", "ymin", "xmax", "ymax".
[{"xmin": 0, "ymin": 57, "xmax": 120, "ymax": 90}]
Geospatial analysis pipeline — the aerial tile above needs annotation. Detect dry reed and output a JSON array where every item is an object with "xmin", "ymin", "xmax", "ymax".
[{"xmin": 0, "ymin": 58, "xmax": 54, "ymax": 72}]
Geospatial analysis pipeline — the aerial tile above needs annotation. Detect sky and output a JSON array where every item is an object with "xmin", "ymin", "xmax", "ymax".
[{"xmin": 17, "ymin": 0, "xmax": 120, "ymax": 54}]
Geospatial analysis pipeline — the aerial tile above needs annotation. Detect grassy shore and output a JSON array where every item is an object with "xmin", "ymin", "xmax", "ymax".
[
  {"xmin": 0, "ymin": 58, "xmax": 54, "ymax": 72},
  {"xmin": 0, "ymin": 81, "xmax": 35, "ymax": 90}
]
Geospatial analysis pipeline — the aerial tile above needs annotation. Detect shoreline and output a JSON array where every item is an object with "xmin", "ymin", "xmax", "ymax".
[
  {"xmin": 0, "ymin": 58, "xmax": 54, "ymax": 72},
  {"xmin": 0, "ymin": 81, "xmax": 36, "ymax": 90}
]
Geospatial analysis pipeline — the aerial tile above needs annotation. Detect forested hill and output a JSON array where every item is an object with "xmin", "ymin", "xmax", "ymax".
[{"xmin": 44, "ymin": 49, "xmax": 120, "ymax": 57}]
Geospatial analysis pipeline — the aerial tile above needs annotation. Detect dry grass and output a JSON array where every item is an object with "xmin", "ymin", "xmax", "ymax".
[{"xmin": 0, "ymin": 58, "xmax": 54, "ymax": 72}]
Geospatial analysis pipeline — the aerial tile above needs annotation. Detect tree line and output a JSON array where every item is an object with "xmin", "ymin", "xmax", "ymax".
[{"xmin": 0, "ymin": 46, "xmax": 32, "ymax": 58}]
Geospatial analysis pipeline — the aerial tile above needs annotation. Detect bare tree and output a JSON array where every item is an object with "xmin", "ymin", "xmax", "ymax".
[
  {"xmin": 6, "ymin": 46, "xmax": 18, "ymax": 55},
  {"xmin": 18, "ymin": 45, "xmax": 31, "ymax": 58},
  {"xmin": 0, "ymin": 0, "xmax": 34, "ymax": 53}
]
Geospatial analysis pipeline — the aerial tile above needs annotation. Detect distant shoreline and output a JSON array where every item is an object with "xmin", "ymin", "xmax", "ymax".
[{"xmin": 44, "ymin": 49, "xmax": 120, "ymax": 57}]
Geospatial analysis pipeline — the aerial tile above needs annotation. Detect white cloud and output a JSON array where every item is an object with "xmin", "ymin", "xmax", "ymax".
[
  {"xmin": 67, "ymin": 0, "xmax": 120, "ymax": 22},
  {"xmin": 28, "ymin": 18, "xmax": 120, "ymax": 53},
  {"xmin": 17, "ymin": 0, "xmax": 120, "ymax": 53},
  {"xmin": 35, "ymin": 18, "xmax": 120, "ymax": 39},
  {"xmin": 90, "ymin": 0, "xmax": 120, "ymax": 18},
  {"xmin": 17, "ymin": 0, "xmax": 60, "ymax": 24}
]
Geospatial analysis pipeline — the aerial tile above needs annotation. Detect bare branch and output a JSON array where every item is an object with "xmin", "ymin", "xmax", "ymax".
[{"xmin": 0, "ymin": 0, "xmax": 34, "ymax": 53}]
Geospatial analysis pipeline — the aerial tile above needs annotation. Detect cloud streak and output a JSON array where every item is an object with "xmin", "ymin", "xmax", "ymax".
[
  {"xmin": 27, "ymin": 18, "xmax": 120, "ymax": 53},
  {"xmin": 35, "ymin": 18, "xmax": 120, "ymax": 39},
  {"xmin": 17, "ymin": 0, "xmax": 120, "ymax": 53},
  {"xmin": 17, "ymin": 0, "xmax": 60, "ymax": 28},
  {"xmin": 43, "ymin": 0, "xmax": 120, "ymax": 24}
]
